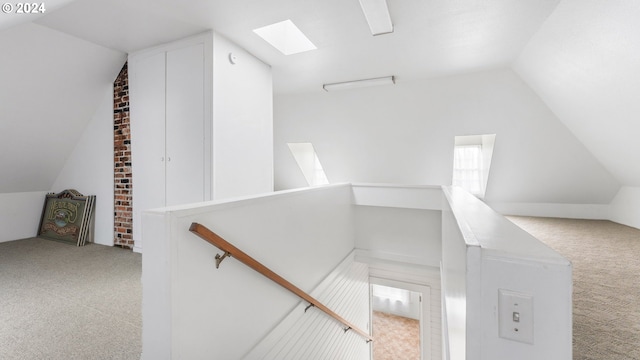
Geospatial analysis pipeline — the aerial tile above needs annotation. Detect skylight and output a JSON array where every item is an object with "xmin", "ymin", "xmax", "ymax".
[{"xmin": 253, "ymin": 19, "xmax": 317, "ymax": 55}]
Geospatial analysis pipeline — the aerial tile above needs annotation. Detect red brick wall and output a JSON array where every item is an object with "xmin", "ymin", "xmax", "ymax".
[{"xmin": 113, "ymin": 63, "xmax": 133, "ymax": 248}]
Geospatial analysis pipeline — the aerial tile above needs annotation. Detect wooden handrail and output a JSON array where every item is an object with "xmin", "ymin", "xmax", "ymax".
[{"xmin": 189, "ymin": 222, "xmax": 373, "ymax": 343}]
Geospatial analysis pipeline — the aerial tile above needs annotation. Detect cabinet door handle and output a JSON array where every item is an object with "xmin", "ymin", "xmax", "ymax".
[
  {"xmin": 167, "ymin": 157, "xmax": 172, "ymax": 162},
  {"xmin": 161, "ymin": 157, "xmax": 165, "ymax": 162}
]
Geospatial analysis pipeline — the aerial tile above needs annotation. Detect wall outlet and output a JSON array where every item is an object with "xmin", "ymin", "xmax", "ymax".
[{"xmin": 498, "ymin": 289, "xmax": 534, "ymax": 344}]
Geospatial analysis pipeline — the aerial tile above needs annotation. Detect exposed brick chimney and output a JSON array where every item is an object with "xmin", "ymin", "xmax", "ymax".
[{"xmin": 113, "ymin": 62, "xmax": 133, "ymax": 248}]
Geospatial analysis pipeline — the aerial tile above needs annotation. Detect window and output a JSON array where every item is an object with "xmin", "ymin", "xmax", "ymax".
[
  {"xmin": 452, "ymin": 145, "xmax": 483, "ymax": 195},
  {"xmin": 452, "ymin": 134, "xmax": 496, "ymax": 198},
  {"xmin": 372, "ymin": 284, "xmax": 410, "ymax": 304}
]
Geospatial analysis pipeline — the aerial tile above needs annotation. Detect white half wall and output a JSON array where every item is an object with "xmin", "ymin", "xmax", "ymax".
[
  {"xmin": 441, "ymin": 186, "xmax": 572, "ymax": 360},
  {"xmin": 52, "ymin": 85, "xmax": 115, "ymax": 246},
  {"xmin": 0, "ymin": 191, "xmax": 48, "ymax": 243},
  {"xmin": 142, "ymin": 184, "xmax": 356, "ymax": 360},
  {"xmin": 514, "ymin": 0, "xmax": 640, "ymax": 186},
  {"xmin": 352, "ymin": 184, "xmax": 442, "ymax": 210},
  {"xmin": 609, "ymin": 186, "xmax": 640, "ymax": 230}
]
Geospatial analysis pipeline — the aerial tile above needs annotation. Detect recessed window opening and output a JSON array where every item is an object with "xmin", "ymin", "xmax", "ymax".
[
  {"xmin": 452, "ymin": 134, "xmax": 496, "ymax": 198},
  {"xmin": 287, "ymin": 142, "xmax": 329, "ymax": 186},
  {"xmin": 253, "ymin": 20, "xmax": 317, "ymax": 55}
]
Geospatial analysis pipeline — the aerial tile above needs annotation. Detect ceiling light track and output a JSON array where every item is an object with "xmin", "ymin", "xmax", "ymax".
[{"xmin": 322, "ymin": 76, "xmax": 395, "ymax": 92}]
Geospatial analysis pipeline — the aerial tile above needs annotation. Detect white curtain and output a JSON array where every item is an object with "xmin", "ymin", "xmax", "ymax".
[
  {"xmin": 452, "ymin": 145, "xmax": 483, "ymax": 195},
  {"xmin": 372, "ymin": 284, "xmax": 410, "ymax": 304}
]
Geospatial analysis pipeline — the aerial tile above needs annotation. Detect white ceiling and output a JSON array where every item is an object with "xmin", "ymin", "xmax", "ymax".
[
  {"xmin": 515, "ymin": 0, "xmax": 640, "ymax": 186},
  {"xmin": 0, "ymin": 0, "xmax": 75, "ymax": 31},
  {"xmin": 35, "ymin": 0, "xmax": 561, "ymax": 94},
  {"xmin": 0, "ymin": 22, "xmax": 125, "ymax": 192}
]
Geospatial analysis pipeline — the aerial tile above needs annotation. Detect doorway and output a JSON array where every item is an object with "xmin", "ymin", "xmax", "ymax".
[{"xmin": 370, "ymin": 278, "xmax": 431, "ymax": 360}]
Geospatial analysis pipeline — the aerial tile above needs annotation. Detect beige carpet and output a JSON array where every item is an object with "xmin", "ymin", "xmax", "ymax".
[
  {"xmin": 372, "ymin": 311, "xmax": 420, "ymax": 360},
  {"xmin": 508, "ymin": 216, "xmax": 640, "ymax": 360},
  {"xmin": 0, "ymin": 237, "xmax": 141, "ymax": 360}
]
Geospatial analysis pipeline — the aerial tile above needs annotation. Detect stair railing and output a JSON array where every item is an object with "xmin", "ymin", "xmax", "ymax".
[{"xmin": 189, "ymin": 222, "xmax": 373, "ymax": 343}]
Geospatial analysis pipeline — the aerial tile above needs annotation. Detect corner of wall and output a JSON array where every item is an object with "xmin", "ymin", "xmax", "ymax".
[
  {"xmin": 0, "ymin": 191, "xmax": 49, "ymax": 243},
  {"xmin": 609, "ymin": 186, "xmax": 640, "ymax": 230}
]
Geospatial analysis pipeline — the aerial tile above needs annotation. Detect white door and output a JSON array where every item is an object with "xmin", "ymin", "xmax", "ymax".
[
  {"xmin": 165, "ymin": 43, "xmax": 205, "ymax": 207},
  {"xmin": 130, "ymin": 51, "xmax": 166, "ymax": 248}
]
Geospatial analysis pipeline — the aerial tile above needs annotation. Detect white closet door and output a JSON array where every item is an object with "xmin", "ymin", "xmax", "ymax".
[
  {"xmin": 130, "ymin": 51, "xmax": 166, "ymax": 247},
  {"xmin": 165, "ymin": 43, "xmax": 205, "ymax": 207}
]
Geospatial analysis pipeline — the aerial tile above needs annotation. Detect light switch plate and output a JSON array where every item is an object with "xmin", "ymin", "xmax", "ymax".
[{"xmin": 498, "ymin": 289, "xmax": 534, "ymax": 344}]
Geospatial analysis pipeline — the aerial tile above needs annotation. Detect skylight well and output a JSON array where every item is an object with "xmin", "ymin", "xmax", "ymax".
[
  {"xmin": 253, "ymin": 19, "xmax": 317, "ymax": 55},
  {"xmin": 359, "ymin": 0, "xmax": 394, "ymax": 36}
]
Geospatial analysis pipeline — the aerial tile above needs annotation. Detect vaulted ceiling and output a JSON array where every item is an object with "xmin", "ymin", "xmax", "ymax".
[
  {"xmin": 514, "ymin": 0, "xmax": 640, "ymax": 186},
  {"xmin": 33, "ymin": 0, "xmax": 563, "ymax": 94},
  {"xmin": 1, "ymin": 0, "xmax": 638, "ymax": 194}
]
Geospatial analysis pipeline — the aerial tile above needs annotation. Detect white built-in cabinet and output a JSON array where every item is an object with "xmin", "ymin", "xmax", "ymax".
[{"xmin": 129, "ymin": 31, "xmax": 273, "ymax": 252}]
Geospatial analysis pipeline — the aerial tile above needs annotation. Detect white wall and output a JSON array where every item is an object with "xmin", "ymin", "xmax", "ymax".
[
  {"xmin": 212, "ymin": 32, "xmax": 273, "ymax": 200},
  {"xmin": 274, "ymin": 69, "xmax": 619, "ymax": 209},
  {"xmin": 0, "ymin": 191, "xmax": 49, "ymax": 243},
  {"xmin": 514, "ymin": 0, "xmax": 640, "ymax": 187},
  {"xmin": 52, "ymin": 86, "xmax": 114, "ymax": 246},
  {"xmin": 352, "ymin": 184, "xmax": 442, "ymax": 210},
  {"xmin": 142, "ymin": 185, "xmax": 356, "ymax": 360},
  {"xmin": 355, "ymin": 206, "xmax": 441, "ymax": 267},
  {"xmin": 0, "ymin": 82, "xmax": 116, "ymax": 245},
  {"xmin": 609, "ymin": 186, "xmax": 640, "ymax": 230},
  {"xmin": 0, "ymin": 22, "xmax": 125, "ymax": 194},
  {"xmin": 0, "ymin": 23, "xmax": 124, "ymax": 245}
]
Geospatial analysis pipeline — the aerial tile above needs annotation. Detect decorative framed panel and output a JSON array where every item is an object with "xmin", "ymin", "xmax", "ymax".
[{"xmin": 38, "ymin": 189, "xmax": 95, "ymax": 246}]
